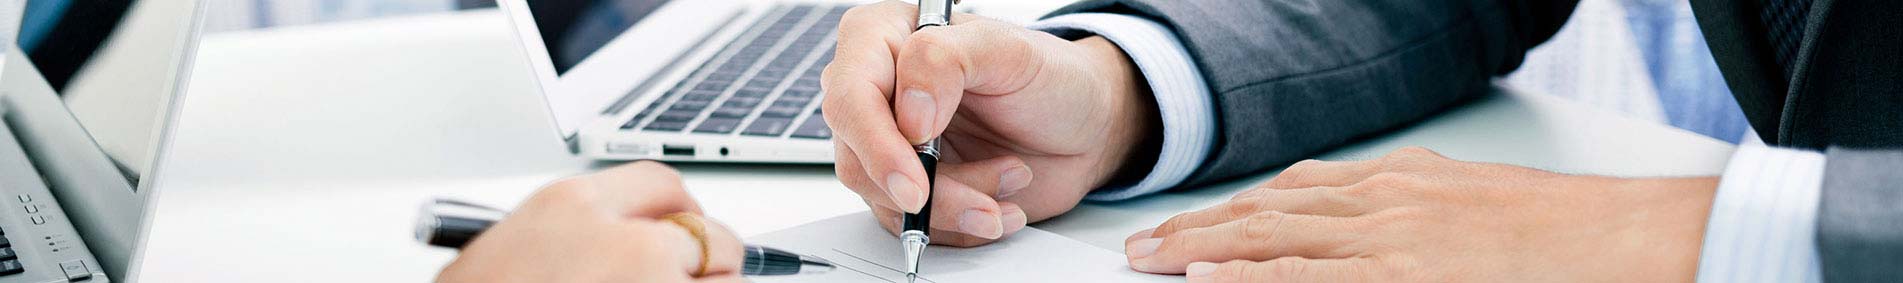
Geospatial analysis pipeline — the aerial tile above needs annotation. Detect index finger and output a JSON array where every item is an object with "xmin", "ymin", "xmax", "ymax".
[{"xmin": 821, "ymin": 1, "xmax": 934, "ymax": 212}]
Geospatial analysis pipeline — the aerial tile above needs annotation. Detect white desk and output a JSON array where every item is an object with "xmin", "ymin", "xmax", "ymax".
[{"xmin": 137, "ymin": 8, "xmax": 1737, "ymax": 283}]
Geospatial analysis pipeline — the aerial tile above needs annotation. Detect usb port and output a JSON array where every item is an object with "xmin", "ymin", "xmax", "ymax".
[{"xmin": 662, "ymin": 144, "xmax": 695, "ymax": 156}]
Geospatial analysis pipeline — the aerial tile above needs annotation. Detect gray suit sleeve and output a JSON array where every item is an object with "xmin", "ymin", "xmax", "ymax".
[
  {"xmin": 1046, "ymin": 0, "xmax": 1579, "ymax": 187},
  {"xmin": 1818, "ymin": 148, "xmax": 1903, "ymax": 281}
]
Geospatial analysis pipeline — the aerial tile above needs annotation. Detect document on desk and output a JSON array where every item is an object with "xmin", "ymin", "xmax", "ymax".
[{"xmin": 750, "ymin": 212, "xmax": 1177, "ymax": 283}]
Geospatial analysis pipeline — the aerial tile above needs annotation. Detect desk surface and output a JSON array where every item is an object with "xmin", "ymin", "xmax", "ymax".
[{"xmin": 137, "ymin": 8, "xmax": 1737, "ymax": 283}]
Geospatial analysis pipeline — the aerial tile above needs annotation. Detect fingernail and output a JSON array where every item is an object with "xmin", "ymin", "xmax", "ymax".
[
  {"xmin": 997, "ymin": 165, "xmax": 1032, "ymax": 198},
  {"xmin": 958, "ymin": 209, "xmax": 1003, "ymax": 239},
  {"xmin": 1133, "ymin": 228, "xmax": 1156, "ymax": 239},
  {"xmin": 1001, "ymin": 205, "xmax": 1027, "ymax": 235},
  {"xmin": 1127, "ymin": 238, "xmax": 1162, "ymax": 258},
  {"xmin": 900, "ymin": 89, "xmax": 937, "ymax": 140},
  {"xmin": 885, "ymin": 173, "xmax": 923, "ymax": 213},
  {"xmin": 1186, "ymin": 262, "xmax": 1219, "ymax": 278}
]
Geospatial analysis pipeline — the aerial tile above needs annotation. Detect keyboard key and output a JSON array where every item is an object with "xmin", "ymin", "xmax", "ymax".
[
  {"xmin": 0, "ymin": 236, "xmax": 9, "ymax": 248},
  {"xmin": 785, "ymin": 84, "xmax": 820, "ymax": 96},
  {"xmin": 761, "ymin": 105, "xmax": 805, "ymax": 118},
  {"xmin": 769, "ymin": 58, "xmax": 802, "ymax": 69},
  {"xmin": 0, "ymin": 258, "xmax": 21, "ymax": 275},
  {"xmin": 684, "ymin": 91, "xmax": 723, "ymax": 102},
  {"xmin": 793, "ymin": 77, "xmax": 821, "ymax": 88},
  {"xmin": 747, "ymin": 77, "xmax": 782, "ymax": 88},
  {"xmin": 645, "ymin": 120, "xmax": 689, "ymax": 132},
  {"xmin": 733, "ymin": 89, "xmax": 771, "ymax": 98},
  {"xmin": 711, "ymin": 106, "xmax": 753, "ymax": 118},
  {"xmin": 621, "ymin": 118, "xmax": 643, "ymax": 130},
  {"xmin": 0, "ymin": 247, "xmax": 13, "ymax": 260},
  {"xmin": 724, "ymin": 96, "xmax": 764, "ymax": 108},
  {"xmin": 706, "ymin": 72, "xmax": 742, "ymax": 82},
  {"xmin": 790, "ymin": 114, "xmax": 833, "ymax": 139},
  {"xmin": 638, "ymin": 100, "xmax": 666, "ymax": 114},
  {"xmin": 737, "ymin": 86, "xmax": 775, "ymax": 97},
  {"xmin": 655, "ymin": 110, "xmax": 701, "ymax": 122},
  {"xmin": 670, "ymin": 100, "xmax": 712, "ymax": 111},
  {"xmin": 756, "ymin": 68, "xmax": 790, "ymax": 79},
  {"xmin": 773, "ymin": 95, "xmax": 813, "ymax": 108},
  {"xmin": 743, "ymin": 117, "xmax": 795, "ymax": 136},
  {"xmin": 694, "ymin": 118, "xmax": 743, "ymax": 134},
  {"xmin": 694, "ymin": 81, "xmax": 732, "ymax": 91}
]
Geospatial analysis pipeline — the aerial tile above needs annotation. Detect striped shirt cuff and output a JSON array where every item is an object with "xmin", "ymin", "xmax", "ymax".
[
  {"xmin": 1028, "ymin": 13, "xmax": 1215, "ymax": 201},
  {"xmin": 1696, "ymin": 143, "xmax": 1826, "ymax": 283}
]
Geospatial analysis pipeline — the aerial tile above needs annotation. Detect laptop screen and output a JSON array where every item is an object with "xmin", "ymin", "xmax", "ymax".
[
  {"xmin": 527, "ymin": 0, "xmax": 672, "ymax": 75},
  {"xmin": 18, "ymin": 0, "xmax": 190, "ymax": 184}
]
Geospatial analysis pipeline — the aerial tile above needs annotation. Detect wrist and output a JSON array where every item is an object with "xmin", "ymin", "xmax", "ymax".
[
  {"xmin": 1076, "ymin": 36, "xmax": 1160, "ymax": 190},
  {"xmin": 1613, "ymin": 177, "xmax": 1720, "ymax": 281}
]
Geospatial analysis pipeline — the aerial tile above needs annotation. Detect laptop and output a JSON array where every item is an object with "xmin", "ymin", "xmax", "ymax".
[
  {"xmin": 497, "ymin": 0, "xmax": 850, "ymax": 163},
  {"xmin": 0, "ymin": 0, "xmax": 206, "ymax": 281}
]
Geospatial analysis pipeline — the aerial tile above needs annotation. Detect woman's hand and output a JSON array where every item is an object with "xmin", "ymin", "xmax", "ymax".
[
  {"xmin": 438, "ymin": 162, "xmax": 745, "ymax": 283},
  {"xmin": 1126, "ymin": 147, "xmax": 1718, "ymax": 282}
]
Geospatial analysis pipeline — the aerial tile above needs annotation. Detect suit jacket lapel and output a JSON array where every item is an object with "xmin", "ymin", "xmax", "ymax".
[{"xmin": 1690, "ymin": 0, "xmax": 1788, "ymax": 143}]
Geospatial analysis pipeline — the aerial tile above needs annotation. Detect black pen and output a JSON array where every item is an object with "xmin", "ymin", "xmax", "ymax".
[
  {"xmin": 904, "ymin": 1, "xmax": 955, "ymax": 282},
  {"xmin": 901, "ymin": 139, "xmax": 939, "ymax": 283},
  {"xmin": 413, "ymin": 198, "xmax": 834, "ymax": 276}
]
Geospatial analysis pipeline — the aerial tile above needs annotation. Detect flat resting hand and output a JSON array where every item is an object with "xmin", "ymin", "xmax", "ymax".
[
  {"xmin": 821, "ymin": 0, "xmax": 1157, "ymax": 247},
  {"xmin": 1125, "ymin": 147, "xmax": 1719, "ymax": 282}
]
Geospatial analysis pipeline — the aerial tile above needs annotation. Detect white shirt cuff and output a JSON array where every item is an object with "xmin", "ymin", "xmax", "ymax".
[
  {"xmin": 1696, "ymin": 142, "xmax": 1826, "ymax": 283},
  {"xmin": 1028, "ymin": 13, "xmax": 1216, "ymax": 201}
]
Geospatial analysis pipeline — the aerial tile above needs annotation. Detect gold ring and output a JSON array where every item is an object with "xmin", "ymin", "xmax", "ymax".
[{"xmin": 661, "ymin": 212, "xmax": 712, "ymax": 277}]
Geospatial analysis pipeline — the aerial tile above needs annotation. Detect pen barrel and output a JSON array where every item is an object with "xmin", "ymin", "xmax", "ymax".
[
  {"xmin": 424, "ymin": 215, "xmax": 494, "ymax": 248},
  {"xmin": 915, "ymin": 0, "xmax": 952, "ymax": 29},
  {"xmin": 743, "ymin": 246, "xmax": 805, "ymax": 276},
  {"xmin": 902, "ymin": 151, "xmax": 937, "ymax": 232}
]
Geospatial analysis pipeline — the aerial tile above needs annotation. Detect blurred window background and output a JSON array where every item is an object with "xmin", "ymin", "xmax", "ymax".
[
  {"xmin": 200, "ymin": 0, "xmax": 484, "ymax": 32},
  {"xmin": 1504, "ymin": 0, "xmax": 1749, "ymax": 143}
]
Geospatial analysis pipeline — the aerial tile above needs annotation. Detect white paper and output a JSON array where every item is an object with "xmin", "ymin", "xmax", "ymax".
[{"xmin": 749, "ymin": 212, "xmax": 1177, "ymax": 283}]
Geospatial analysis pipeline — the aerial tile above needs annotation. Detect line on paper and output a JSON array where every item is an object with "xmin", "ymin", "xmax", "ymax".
[
  {"xmin": 831, "ymin": 248, "xmax": 940, "ymax": 283},
  {"xmin": 826, "ymin": 257, "xmax": 897, "ymax": 283}
]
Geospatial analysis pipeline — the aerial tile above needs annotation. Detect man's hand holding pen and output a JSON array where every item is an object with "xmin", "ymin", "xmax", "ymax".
[{"xmin": 821, "ymin": 0, "xmax": 1156, "ymax": 247}]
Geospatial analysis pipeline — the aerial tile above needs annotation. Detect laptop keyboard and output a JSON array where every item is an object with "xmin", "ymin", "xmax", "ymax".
[
  {"xmin": 0, "ymin": 226, "xmax": 20, "ymax": 276},
  {"xmin": 622, "ymin": 4, "xmax": 845, "ymax": 140}
]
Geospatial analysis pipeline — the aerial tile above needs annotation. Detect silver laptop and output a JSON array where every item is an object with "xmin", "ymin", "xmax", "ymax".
[
  {"xmin": 0, "ymin": 0, "xmax": 205, "ymax": 281},
  {"xmin": 497, "ymin": 0, "xmax": 848, "ymax": 163}
]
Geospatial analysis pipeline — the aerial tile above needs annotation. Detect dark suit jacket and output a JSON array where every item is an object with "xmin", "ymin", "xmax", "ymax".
[{"xmin": 1048, "ymin": 0, "xmax": 1901, "ymax": 280}]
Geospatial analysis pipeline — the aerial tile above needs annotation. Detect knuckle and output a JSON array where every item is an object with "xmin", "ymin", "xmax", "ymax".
[
  {"xmin": 903, "ymin": 30, "xmax": 954, "ymax": 54},
  {"xmin": 995, "ymin": 25, "xmax": 1039, "ymax": 57},
  {"xmin": 841, "ymin": 3, "xmax": 886, "ymax": 22},
  {"xmin": 1346, "ymin": 173, "xmax": 1420, "ymax": 198},
  {"xmin": 1269, "ymin": 159, "xmax": 1325, "ymax": 188},
  {"xmin": 1394, "ymin": 146, "xmax": 1435, "ymax": 156},
  {"xmin": 1223, "ymin": 199, "xmax": 1264, "ymax": 219},
  {"xmin": 1156, "ymin": 213, "xmax": 1198, "ymax": 235},
  {"xmin": 1241, "ymin": 212, "xmax": 1285, "ymax": 242}
]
